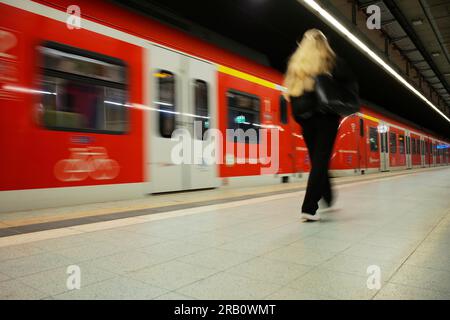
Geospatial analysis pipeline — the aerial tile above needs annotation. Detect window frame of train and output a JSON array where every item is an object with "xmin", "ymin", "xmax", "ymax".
[
  {"xmin": 226, "ymin": 89, "xmax": 261, "ymax": 144},
  {"xmin": 193, "ymin": 79, "xmax": 209, "ymax": 140},
  {"xmin": 38, "ymin": 41, "xmax": 129, "ymax": 134},
  {"xmin": 155, "ymin": 70, "xmax": 176, "ymax": 138},
  {"xmin": 389, "ymin": 132, "xmax": 397, "ymax": 154},
  {"xmin": 279, "ymin": 95, "xmax": 288, "ymax": 125},
  {"xmin": 398, "ymin": 134, "xmax": 405, "ymax": 154},
  {"xmin": 369, "ymin": 127, "xmax": 378, "ymax": 152}
]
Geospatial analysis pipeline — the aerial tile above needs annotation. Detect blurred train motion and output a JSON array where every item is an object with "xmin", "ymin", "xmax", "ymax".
[{"xmin": 0, "ymin": 0, "xmax": 449, "ymax": 211}]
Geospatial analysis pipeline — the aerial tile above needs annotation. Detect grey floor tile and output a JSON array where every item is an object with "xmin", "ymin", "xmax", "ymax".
[
  {"xmin": 321, "ymin": 254, "xmax": 401, "ymax": 279},
  {"xmin": 374, "ymin": 283, "xmax": 450, "ymax": 300},
  {"xmin": 17, "ymin": 261, "xmax": 116, "ymax": 296},
  {"xmin": 183, "ymin": 232, "xmax": 236, "ymax": 247},
  {"xmin": 0, "ymin": 279, "xmax": 48, "ymax": 300},
  {"xmin": 0, "ymin": 243, "xmax": 46, "ymax": 262},
  {"xmin": 213, "ymin": 223, "xmax": 277, "ymax": 239},
  {"xmin": 404, "ymin": 250, "xmax": 450, "ymax": 272},
  {"xmin": 288, "ymin": 268, "xmax": 379, "ymax": 300},
  {"xmin": 89, "ymin": 250, "xmax": 172, "ymax": 274},
  {"xmin": 419, "ymin": 234, "xmax": 450, "ymax": 251},
  {"xmin": 218, "ymin": 238, "xmax": 284, "ymax": 256},
  {"xmin": 0, "ymin": 252, "xmax": 73, "ymax": 278},
  {"xmin": 313, "ymin": 228, "xmax": 372, "ymax": 242},
  {"xmin": 154, "ymin": 291, "xmax": 196, "ymax": 300},
  {"xmin": 390, "ymin": 264, "xmax": 450, "ymax": 293},
  {"xmin": 32, "ymin": 234, "xmax": 98, "ymax": 252},
  {"xmin": 265, "ymin": 286, "xmax": 335, "ymax": 300},
  {"xmin": 128, "ymin": 261, "xmax": 218, "ymax": 290},
  {"xmin": 138, "ymin": 240, "xmax": 207, "ymax": 260},
  {"xmin": 360, "ymin": 235, "xmax": 421, "ymax": 250},
  {"xmin": 0, "ymin": 272, "xmax": 11, "ymax": 282},
  {"xmin": 177, "ymin": 272, "xmax": 282, "ymax": 300},
  {"xmin": 246, "ymin": 230, "xmax": 312, "ymax": 248},
  {"xmin": 53, "ymin": 276, "xmax": 168, "ymax": 300},
  {"xmin": 226, "ymin": 257, "xmax": 312, "ymax": 285},
  {"xmin": 54, "ymin": 241, "xmax": 125, "ymax": 262},
  {"xmin": 262, "ymin": 245, "xmax": 337, "ymax": 266},
  {"xmin": 289, "ymin": 236, "xmax": 352, "ymax": 253},
  {"xmin": 176, "ymin": 248, "xmax": 254, "ymax": 271},
  {"xmin": 342, "ymin": 243, "xmax": 412, "ymax": 263},
  {"xmin": 98, "ymin": 233, "xmax": 164, "ymax": 249}
]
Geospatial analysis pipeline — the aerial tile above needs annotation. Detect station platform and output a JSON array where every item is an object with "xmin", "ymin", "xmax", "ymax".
[{"xmin": 1, "ymin": 167, "xmax": 449, "ymax": 300}]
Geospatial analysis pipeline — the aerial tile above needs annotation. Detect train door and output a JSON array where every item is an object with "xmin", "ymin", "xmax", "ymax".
[
  {"xmin": 431, "ymin": 141, "xmax": 436, "ymax": 166},
  {"xmin": 187, "ymin": 58, "xmax": 219, "ymax": 190},
  {"xmin": 437, "ymin": 142, "xmax": 443, "ymax": 165},
  {"xmin": 420, "ymin": 137, "xmax": 425, "ymax": 167},
  {"xmin": 424, "ymin": 139, "xmax": 430, "ymax": 167},
  {"xmin": 279, "ymin": 96, "xmax": 296, "ymax": 175},
  {"xmin": 379, "ymin": 122, "xmax": 389, "ymax": 171},
  {"xmin": 147, "ymin": 46, "xmax": 218, "ymax": 193},
  {"xmin": 405, "ymin": 131, "xmax": 412, "ymax": 169},
  {"xmin": 358, "ymin": 117, "xmax": 367, "ymax": 173}
]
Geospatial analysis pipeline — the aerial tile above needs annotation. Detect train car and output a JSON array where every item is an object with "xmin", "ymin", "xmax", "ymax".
[{"xmin": 0, "ymin": 0, "xmax": 448, "ymax": 212}]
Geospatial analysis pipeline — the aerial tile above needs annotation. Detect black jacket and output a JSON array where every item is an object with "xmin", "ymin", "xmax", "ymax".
[{"xmin": 290, "ymin": 57, "xmax": 358, "ymax": 121}]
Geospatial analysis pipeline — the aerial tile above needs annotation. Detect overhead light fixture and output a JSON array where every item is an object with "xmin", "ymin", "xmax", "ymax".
[
  {"xmin": 432, "ymin": 52, "xmax": 440, "ymax": 57},
  {"xmin": 300, "ymin": 0, "xmax": 450, "ymax": 124},
  {"xmin": 412, "ymin": 19, "xmax": 423, "ymax": 26}
]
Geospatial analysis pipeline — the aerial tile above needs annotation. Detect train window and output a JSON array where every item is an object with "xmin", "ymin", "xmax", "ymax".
[
  {"xmin": 155, "ymin": 70, "xmax": 176, "ymax": 138},
  {"xmin": 226, "ymin": 90, "xmax": 260, "ymax": 144},
  {"xmin": 389, "ymin": 132, "xmax": 397, "ymax": 154},
  {"xmin": 398, "ymin": 135, "xmax": 405, "ymax": 154},
  {"xmin": 280, "ymin": 95, "xmax": 288, "ymax": 125},
  {"xmin": 369, "ymin": 127, "xmax": 378, "ymax": 152},
  {"xmin": 193, "ymin": 80, "xmax": 209, "ymax": 140},
  {"xmin": 39, "ymin": 42, "xmax": 128, "ymax": 133},
  {"xmin": 411, "ymin": 138, "xmax": 416, "ymax": 154},
  {"xmin": 406, "ymin": 136, "xmax": 410, "ymax": 154},
  {"xmin": 359, "ymin": 118, "xmax": 364, "ymax": 137}
]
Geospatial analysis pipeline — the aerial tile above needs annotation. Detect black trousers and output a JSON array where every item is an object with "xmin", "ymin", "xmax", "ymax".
[{"xmin": 297, "ymin": 113, "xmax": 340, "ymax": 215}]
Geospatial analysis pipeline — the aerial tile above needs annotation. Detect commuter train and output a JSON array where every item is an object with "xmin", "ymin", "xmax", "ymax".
[{"xmin": 0, "ymin": 0, "xmax": 449, "ymax": 212}]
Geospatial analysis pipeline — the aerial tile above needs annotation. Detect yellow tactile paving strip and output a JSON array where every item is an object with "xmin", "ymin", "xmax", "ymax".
[{"xmin": 0, "ymin": 166, "xmax": 448, "ymax": 229}]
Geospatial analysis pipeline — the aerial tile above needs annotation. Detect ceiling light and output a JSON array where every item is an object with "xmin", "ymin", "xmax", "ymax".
[
  {"xmin": 432, "ymin": 52, "xmax": 440, "ymax": 57},
  {"xmin": 300, "ymin": 0, "xmax": 450, "ymax": 124},
  {"xmin": 412, "ymin": 19, "xmax": 423, "ymax": 26}
]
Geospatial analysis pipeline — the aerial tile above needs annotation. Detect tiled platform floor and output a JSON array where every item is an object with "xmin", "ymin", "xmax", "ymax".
[{"xmin": 1, "ymin": 168, "xmax": 450, "ymax": 300}]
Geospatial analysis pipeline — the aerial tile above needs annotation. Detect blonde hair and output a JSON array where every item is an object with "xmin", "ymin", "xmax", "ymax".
[{"xmin": 283, "ymin": 29, "xmax": 336, "ymax": 101}]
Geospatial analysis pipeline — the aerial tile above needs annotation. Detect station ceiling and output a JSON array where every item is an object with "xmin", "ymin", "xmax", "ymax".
[{"xmin": 113, "ymin": 0, "xmax": 450, "ymax": 138}]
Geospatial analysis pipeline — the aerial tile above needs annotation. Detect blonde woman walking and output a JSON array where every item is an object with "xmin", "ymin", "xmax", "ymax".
[{"xmin": 284, "ymin": 29, "xmax": 358, "ymax": 221}]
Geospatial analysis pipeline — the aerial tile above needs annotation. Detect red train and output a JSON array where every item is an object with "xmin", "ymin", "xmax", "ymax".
[{"xmin": 0, "ymin": 0, "xmax": 448, "ymax": 212}]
